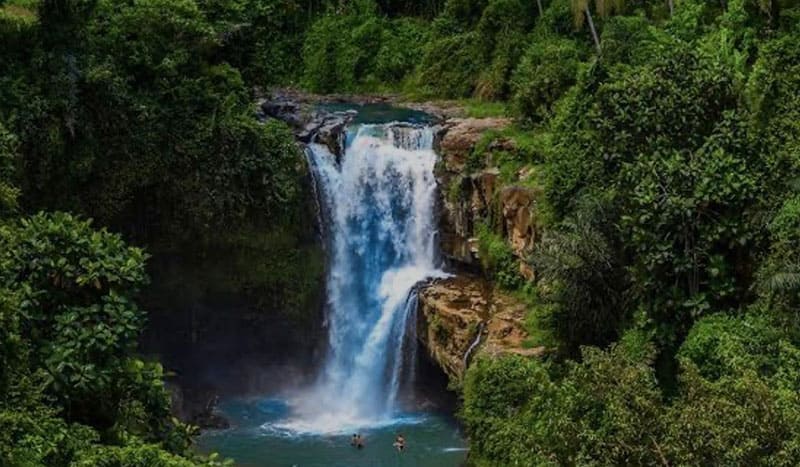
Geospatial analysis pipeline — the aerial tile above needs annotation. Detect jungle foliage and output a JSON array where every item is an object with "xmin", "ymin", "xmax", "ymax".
[
  {"xmin": 433, "ymin": 0, "xmax": 800, "ymax": 464},
  {"xmin": 0, "ymin": 0, "xmax": 316, "ymax": 464},
  {"xmin": 3, "ymin": 0, "xmax": 800, "ymax": 465}
]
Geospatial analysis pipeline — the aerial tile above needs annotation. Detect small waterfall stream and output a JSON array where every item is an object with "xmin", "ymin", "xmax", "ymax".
[{"xmin": 287, "ymin": 122, "xmax": 446, "ymax": 432}]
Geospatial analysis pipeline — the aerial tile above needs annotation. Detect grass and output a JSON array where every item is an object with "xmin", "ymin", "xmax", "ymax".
[{"xmin": 460, "ymin": 99, "xmax": 510, "ymax": 118}]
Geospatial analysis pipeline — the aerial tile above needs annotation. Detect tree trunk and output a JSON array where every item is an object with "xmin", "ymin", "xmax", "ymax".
[
  {"xmin": 536, "ymin": 0, "xmax": 544, "ymax": 17},
  {"xmin": 668, "ymin": 0, "xmax": 674, "ymax": 16},
  {"xmin": 585, "ymin": 7, "xmax": 601, "ymax": 54}
]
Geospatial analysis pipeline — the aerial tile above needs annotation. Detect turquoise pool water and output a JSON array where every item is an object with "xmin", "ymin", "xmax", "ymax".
[{"xmin": 196, "ymin": 397, "xmax": 467, "ymax": 467}]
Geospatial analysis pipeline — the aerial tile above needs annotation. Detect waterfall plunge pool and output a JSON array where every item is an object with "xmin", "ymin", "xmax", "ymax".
[
  {"xmin": 197, "ymin": 397, "xmax": 466, "ymax": 467},
  {"xmin": 196, "ymin": 104, "xmax": 466, "ymax": 466}
]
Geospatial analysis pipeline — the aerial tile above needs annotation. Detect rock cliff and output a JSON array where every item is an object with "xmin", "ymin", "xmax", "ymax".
[
  {"xmin": 416, "ymin": 115, "xmax": 547, "ymax": 385},
  {"xmin": 434, "ymin": 117, "xmax": 539, "ymax": 274},
  {"xmin": 417, "ymin": 275, "xmax": 544, "ymax": 382}
]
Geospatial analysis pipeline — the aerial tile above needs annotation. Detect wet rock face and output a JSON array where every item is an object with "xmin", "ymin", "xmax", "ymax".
[
  {"xmin": 301, "ymin": 110, "xmax": 358, "ymax": 159},
  {"xmin": 167, "ymin": 382, "xmax": 231, "ymax": 430},
  {"xmin": 417, "ymin": 276, "xmax": 544, "ymax": 383},
  {"xmin": 417, "ymin": 275, "xmax": 490, "ymax": 381}
]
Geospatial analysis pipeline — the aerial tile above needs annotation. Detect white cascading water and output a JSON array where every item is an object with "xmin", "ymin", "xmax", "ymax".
[{"xmin": 278, "ymin": 123, "xmax": 445, "ymax": 433}]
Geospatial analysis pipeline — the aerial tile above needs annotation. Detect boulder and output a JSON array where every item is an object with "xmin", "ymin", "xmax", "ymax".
[
  {"xmin": 258, "ymin": 94, "xmax": 357, "ymax": 157},
  {"xmin": 437, "ymin": 118, "xmax": 512, "ymax": 168},
  {"xmin": 166, "ymin": 382, "xmax": 231, "ymax": 431},
  {"xmin": 308, "ymin": 110, "xmax": 358, "ymax": 158}
]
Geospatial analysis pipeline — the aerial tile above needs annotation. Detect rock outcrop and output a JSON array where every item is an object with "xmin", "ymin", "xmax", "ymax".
[
  {"xmin": 436, "ymin": 117, "xmax": 512, "ymax": 174},
  {"xmin": 415, "ymin": 115, "xmax": 549, "ymax": 386},
  {"xmin": 434, "ymin": 118, "xmax": 511, "ymax": 266},
  {"xmin": 417, "ymin": 275, "xmax": 545, "ymax": 383},
  {"xmin": 257, "ymin": 92, "xmax": 356, "ymax": 157},
  {"xmin": 498, "ymin": 185, "xmax": 541, "ymax": 279},
  {"xmin": 434, "ymin": 117, "xmax": 540, "ymax": 277}
]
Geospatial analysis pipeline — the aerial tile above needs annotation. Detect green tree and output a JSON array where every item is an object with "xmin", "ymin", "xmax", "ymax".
[
  {"xmin": 531, "ymin": 196, "xmax": 628, "ymax": 355},
  {"xmin": 0, "ymin": 213, "xmax": 166, "ymax": 435},
  {"xmin": 665, "ymin": 313, "xmax": 800, "ymax": 465},
  {"xmin": 463, "ymin": 338, "xmax": 665, "ymax": 466},
  {"xmin": 570, "ymin": 0, "xmax": 622, "ymax": 52},
  {"xmin": 511, "ymin": 36, "xmax": 581, "ymax": 123},
  {"xmin": 758, "ymin": 196, "xmax": 800, "ymax": 319}
]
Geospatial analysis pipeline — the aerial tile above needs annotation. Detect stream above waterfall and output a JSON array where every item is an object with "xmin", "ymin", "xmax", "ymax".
[{"xmin": 196, "ymin": 104, "xmax": 466, "ymax": 466}]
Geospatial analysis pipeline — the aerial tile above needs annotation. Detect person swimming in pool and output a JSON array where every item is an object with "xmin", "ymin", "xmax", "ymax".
[
  {"xmin": 393, "ymin": 434, "xmax": 405, "ymax": 452},
  {"xmin": 351, "ymin": 434, "xmax": 364, "ymax": 449}
]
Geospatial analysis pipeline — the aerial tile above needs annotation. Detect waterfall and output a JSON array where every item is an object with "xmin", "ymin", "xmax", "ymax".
[{"xmin": 287, "ymin": 122, "xmax": 445, "ymax": 432}]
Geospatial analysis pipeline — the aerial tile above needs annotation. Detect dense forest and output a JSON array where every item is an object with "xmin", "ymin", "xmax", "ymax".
[{"xmin": 2, "ymin": 0, "xmax": 800, "ymax": 465}]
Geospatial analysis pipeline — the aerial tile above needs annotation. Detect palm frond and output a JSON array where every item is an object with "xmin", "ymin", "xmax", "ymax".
[{"xmin": 765, "ymin": 271, "xmax": 800, "ymax": 293}]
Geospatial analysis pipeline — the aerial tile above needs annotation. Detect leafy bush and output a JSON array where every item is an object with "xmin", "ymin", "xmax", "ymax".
[
  {"xmin": 0, "ymin": 213, "xmax": 155, "ymax": 425},
  {"xmin": 511, "ymin": 37, "xmax": 580, "ymax": 123},
  {"xmin": 461, "ymin": 355, "xmax": 551, "ymax": 464},
  {"xmin": 472, "ymin": 0, "xmax": 533, "ymax": 99},
  {"xmin": 0, "ymin": 123, "xmax": 18, "ymax": 215},
  {"xmin": 757, "ymin": 195, "xmax": 800, "ymax": 315},
  {"xmin": 463, "ymin": 341, "xmax": 664, "ymax": 466},
  {"xmin": 0, "ymin": 212, "xmax": 214, "ymax": 465},
  {"xmin": 678, "ymin": 313, "xmax": 786, "ymax": 381},
  {"xmin": 599, "ymin": 15, "xmax": 666, "ymax": 66},
  {"xmin": 417, "ymin": 31, "xmax": 481, "ymax": 97},
  {"xmin": 302, "ymin": 9, "xmax": 424, "ymax": 92},
  {"xmin": 73, "ymin": 442, "xmax": 231, "ymax": 467},
  {"xmin": 531, "ymin": 195, "xmax": 627, "ymax": 355},
  {"xmin": 464, "ymin": 328, "xmax": 800, "ymax": 466},
  {"xmin": 374, "ymin": 18, "xmax": 430, "ymax": 82},
  {"xmin": 664, "ymin": 363, "xmax": 800, "ymax": 466},
  {"xmin": 0, "ymin": 399, "xmax": 98, "ymax": 467},
  {"xmin": 206, "ymin": 0, "xmax": 315, "ymax": 85},
  {"xmin": 441, "ymin": 0, "xmax": 489, "ymax": 27}
]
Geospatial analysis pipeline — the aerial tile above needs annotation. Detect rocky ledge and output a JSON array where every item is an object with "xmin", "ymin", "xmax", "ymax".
[
  {"xmin": 257, "ymin": 91, "xmax": 357, "ymax": 157},
  {"xmin": 417, "ymin": 275, "xmax": 545, "ymax": 383}
]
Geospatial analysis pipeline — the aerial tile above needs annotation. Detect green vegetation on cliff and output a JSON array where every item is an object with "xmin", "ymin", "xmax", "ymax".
[{"xmin": 413, "ymin": 0, "xmax": 800, "ymax": 465}]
